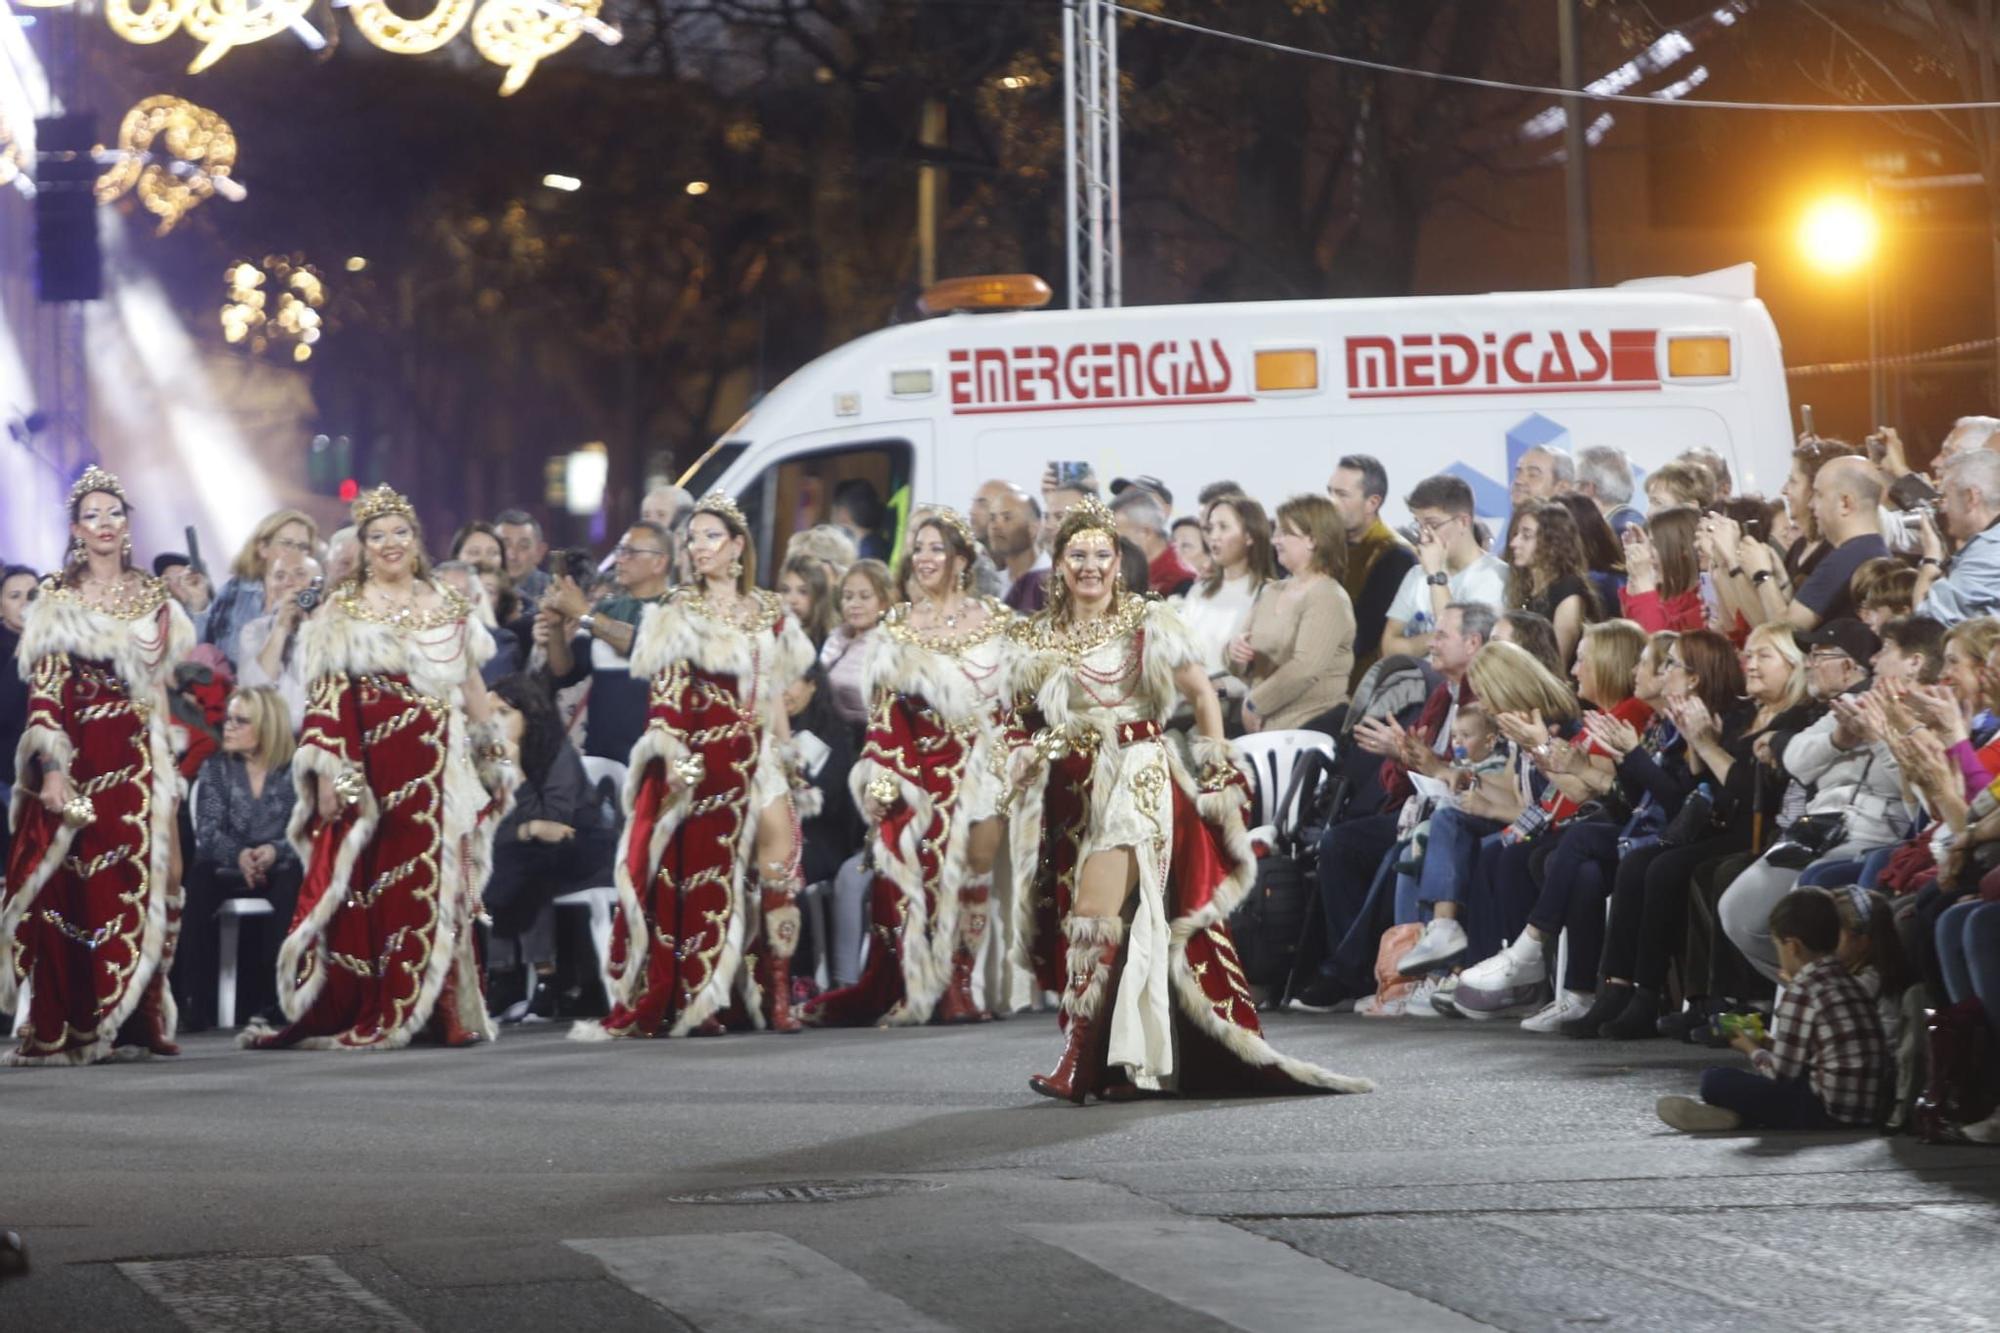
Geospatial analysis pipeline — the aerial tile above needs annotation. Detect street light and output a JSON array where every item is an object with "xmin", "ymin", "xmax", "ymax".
[{"xmin": 1797, "ymin": 195, "xmax": 1877, "ymax": 276}]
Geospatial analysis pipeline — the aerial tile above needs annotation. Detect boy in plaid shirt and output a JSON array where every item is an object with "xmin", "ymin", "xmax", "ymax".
[{"xmin": 1658, "ymin": 888, "xmax": 1890, "ymax": 1133}]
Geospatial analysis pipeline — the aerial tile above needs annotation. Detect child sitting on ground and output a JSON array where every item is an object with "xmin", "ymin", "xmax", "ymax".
[
  {"xmin": 1395, "ymin": 704, "xmax": 1508, "ymax": 876},
  {"xmin": 1657, "ymin": 888, "xmax": 1891, "ymax": 1132}
]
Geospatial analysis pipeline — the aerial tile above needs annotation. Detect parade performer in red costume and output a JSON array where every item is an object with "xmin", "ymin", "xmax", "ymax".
[
  {"xmin": 1008, "ymin": 499, "xmax": 1374, "ymax": 1102},
  {"xmin": 572, "ymin": 492, "xmax": 817, "ymax": 1040},
  {"xmin": 244, "ymin": 485, "xmax": 514, "ymax": 1051},
  {"xmin": 3, "ymin": 466, "xmax": 194, "ymax": 1065},
  {"xmin": 805, "ymin": 509, "xmax": 1013, "ymax": 1027}
]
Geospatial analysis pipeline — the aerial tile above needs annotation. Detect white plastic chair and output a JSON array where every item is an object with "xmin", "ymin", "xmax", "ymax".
[
  {"xmin": 1232, "ymin": 729, "xmax": 1336, "ymax": 839},
  {"xmin": 555, "ymin": 753, "xmax": 630, "ymax": 1009},
  {"xmin": 216, "ymin": 898, "xmax": 275, "ymax": 1029}
]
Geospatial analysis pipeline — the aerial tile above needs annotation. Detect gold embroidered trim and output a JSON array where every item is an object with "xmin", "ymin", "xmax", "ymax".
[{"xmin": 881, "ymin": 597, "xmax": 1011, "ymax": 654}]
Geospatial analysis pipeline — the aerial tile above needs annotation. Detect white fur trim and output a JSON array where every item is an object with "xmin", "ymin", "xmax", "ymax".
[
  {"xmin": 274, "ymin": 744, "xmax": 380, "ymax": 1022},
  {"xmin": 1062, "ymin": 915, "xmax": 1125, "ymax": 1021},
  {"xmin": 300, "ymin": 592, "xmax": 480, "ymax": 711},
  {"xmin": 17, "ymin": 583, "xmax": 194, "ymax": 698},
  {"xmin": 845, "ymin": 753, "xmax": 963, "ymax": 1024},
  {"xmin": 628, "ymin": 592, "xmax": 816, "ymax": 694}
]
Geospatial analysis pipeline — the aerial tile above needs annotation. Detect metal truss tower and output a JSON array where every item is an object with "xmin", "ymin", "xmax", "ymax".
[{"xmin": 1063, "ymin": 0, "xmax": 1121, "ymax": 309}]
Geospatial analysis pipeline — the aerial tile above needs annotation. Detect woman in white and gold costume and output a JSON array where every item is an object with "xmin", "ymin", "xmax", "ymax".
[
  {"xmin": 2, "ymin": 466, "xmax": 194, "ymax": 1065},
  {"xmin": 572, "ymin": 492, "xmax": 819, "ymax": 1040},
  {"xmin": 805, "ymin": 508, "xmax": 1012, "ymax": 1027},
  {"xmin": 1007, "ymin": 498, "xmax": 1373, "ymax": 1102}
]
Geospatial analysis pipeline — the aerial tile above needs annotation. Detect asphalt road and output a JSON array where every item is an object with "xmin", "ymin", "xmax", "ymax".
[{"xmin": 1, "ymin": 1014, "xmax": 1994, "ymax": 1332}]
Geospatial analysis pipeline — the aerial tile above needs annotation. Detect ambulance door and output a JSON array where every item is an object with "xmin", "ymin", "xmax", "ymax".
[{"xmin": 730, "ymin": 431, "xmax": 925, "ymax": 574}]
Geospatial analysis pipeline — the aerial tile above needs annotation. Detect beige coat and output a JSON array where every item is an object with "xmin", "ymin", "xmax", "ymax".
[{"xmin": 1228, "ymin": 576, "xmax": 1355, "ymax": 730}]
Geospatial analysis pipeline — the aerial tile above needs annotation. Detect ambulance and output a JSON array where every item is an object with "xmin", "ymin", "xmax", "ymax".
[{"xmin": 676, "ymin": 264, "xmax": 1792, "ymax": 562}]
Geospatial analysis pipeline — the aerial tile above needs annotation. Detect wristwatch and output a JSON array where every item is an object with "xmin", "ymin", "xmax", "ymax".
[
  {"xmin": 1751, "ymin": 570, "xmax": 1773, "ymax": 586},
  {"xmin": 1426, "ymin": 571, "xmax": 1450, "ymax": 587},
  {"xmin": 1919, "ymin": 556, "xmax": 1942, "ymax": 569},
  {"xmin": 578, "ymin": 614, "xmax": 598, "ymax": 636}
]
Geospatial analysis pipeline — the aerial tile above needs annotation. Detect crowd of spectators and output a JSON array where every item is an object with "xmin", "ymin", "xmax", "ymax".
[{"xmin": 4, "ymin": 422, "xmax": 2000, "ymax": 1142}]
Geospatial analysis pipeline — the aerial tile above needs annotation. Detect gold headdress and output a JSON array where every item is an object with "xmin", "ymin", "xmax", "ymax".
[
  {"xmin": 693, "ymin": 490, "xmax": 747, "ymax": 531},
  {"xmin": 69, "ymin": 464, "xmax": 127, "ymax": 509},
  {"xmin": 912, "ymin": 504, "xmax": 976, "ymax": 552},
  {"xmin": 351, "ymin": 484, "xmax": 416, "ymax": 528},
  {"xmin": 1054, "ymin": 493, "xmax": 1118, "ymax": 548}
]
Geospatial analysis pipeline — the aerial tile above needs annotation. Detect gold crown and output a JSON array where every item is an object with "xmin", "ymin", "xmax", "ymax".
[
  {"xmin": 912, "ymin": 504, "xmax": 975, "ymax": 551},
  {"xmin": 69, "ymin": 463, "xmax": 127, "ymax": 509},
  {"xmin": 693, "ymin": 490, "xmax": 746, "ymax": 530},
  {"xmin": 1057, "ymin": 493, "xmax": 1118, "ymax": 542},
  {"xmin": 351, "ymin": 484, "xmax": 415, "ymax": 528}
]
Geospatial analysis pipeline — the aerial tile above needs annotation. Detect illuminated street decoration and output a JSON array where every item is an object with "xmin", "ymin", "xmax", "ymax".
[
  {"xmin": 95, "ymin": 96, "xmax": 241, "ymax": 235},
  {"xmin": 88, "ymin": 0, "xmax": 616, "ymax": 93},
  {"xmin": 222, "ymin": 255, "xmax": 326, "ymax": 362}
]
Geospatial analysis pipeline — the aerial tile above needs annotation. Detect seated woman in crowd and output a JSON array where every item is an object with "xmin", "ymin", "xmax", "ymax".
[
  {"xmin": 1495, "ymin": 610, "xmax": 1565, "ymax": 680},
  {"xmin": 484, "ymin": 674, "xmax": 617, "ymax": 1019},
  {"xmin": 819, "ymin": 558, "xmax": 892, "ymax": 736},
  {"xmin": 779, "ymin": 554, "xmax": 838, "ymax": 650},
  {"xmin": 1179, "ymin": 493, "xmax": 1276, "ymax": 726},
  {"xmin": 1555, "ymin": 492, "xmax": 1626, "ymax": 626},
  {"xmin": 1228, "ymin": 494, "xmax": 1355, "ymax": 733},
  {"xmin": 1567, "ymin": 625, "xmax": 1812, "ymax": 1038},
  {"xmin": 780, "ymin": 662, "xmax": 864, "ymax": 992},
  {"xmin": 204, "ymin": 508, "xmax": 320, "ymax": 668},
  {"xmin": 1506, "ymin": 501, "xmax": 1600, "ymax": 664},
  {"xmin": 178, "ymin": 686, "xmax": 300, "ymax": 1033},
  {"xmin": 1620, "ymin": 506, "xmax": 1706, "ymax": 633},
  {"xmin": 1711, "ymin": 620, "xmax": 1911, "ymax": 1009}
]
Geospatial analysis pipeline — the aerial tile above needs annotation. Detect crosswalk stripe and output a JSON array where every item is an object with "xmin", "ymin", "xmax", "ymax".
[
  {"xmin": 1013, "ymin": 1219, "xmax": 1488, "ymax": 1333},
  {"xmin": 566, "ymin": 1232, "xmax": 955, "ymax": 1333},
  {"xmin": 117, "ymin": 1255, "xmax": 422, "ymax": 1332}
]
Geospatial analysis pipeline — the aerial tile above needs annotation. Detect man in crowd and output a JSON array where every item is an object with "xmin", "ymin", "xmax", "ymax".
[
  {"xmin": 1915, "ymin": 447, "xmax": 2000, "ymax": 626},
  {"xmin": 1743, "ymin": 455, "xmax": 1886, "ymax": 630},
  {"xmin": 237, "ymin": 549, "xmax": 324, "ymax": 727},
  {"xmin": 154, "ymin": 552, "xmax": 214, "ymax": 638},
  {"xmin": 324, "ymin": 526, "xmax": 359, "ymax": 586},
  {"xmin": 980, "ymin": 482, "xmax": 1043, "ymax": 605},
  {"xmin": 1110, "ymin": 473, "xmax": 1173, "ymax": 512},
  {"xmin": 540, "ymin": 520, "xmax": 673, "ymax": 762},
  {"xmin": 970, "ymin": 478, "xmax": 1012, "ymax": 552},
  {"xmin": 1327, "ymin": 454, "xmax": 1416, "ymax": 688},
  {"xmin": 1381, "ymin": 475, "xmax": 1508, "ymax": 661},
  {"xmin": 832, "ymin": 478, "xmax": 891, "ymax": 561},
  {"xmin": 1110, "ymin": 489, "xmax": 1196, "ymax": 595},
  {"xmin": 1292, "ymin": 602, "xmax": 1495, "ymax": 1011},
  {"xmin": 1492, "ymin": 444, "xmax": 1573, "ymax": 552},
  {"xmin": 641, "ymin": 485, "xmax": 694, "ymax": 582},
  {"xmin": 1575, "ymin": 445, "xmax": 1644, "ymax": 536},
  {"xmin": 1680, "ymin": 446, "xmax": 1733, "ymax": 500},
  {"xmin": 495, "ymin": 508, "xmax": 552, "ymax": 612}
]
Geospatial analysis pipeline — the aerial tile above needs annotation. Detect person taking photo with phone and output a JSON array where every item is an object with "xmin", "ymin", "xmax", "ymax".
[
  {"xmin": 237, "ymin": 549, "xmax": 324, "ymax": 731},
  {"xmin": 541, "ymin": 520, "xmax": 675, "ymax": 765}
]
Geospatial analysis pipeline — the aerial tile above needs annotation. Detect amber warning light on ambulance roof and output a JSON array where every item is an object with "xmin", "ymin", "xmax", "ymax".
[
  {"xmin": 1667, "ymin": 336, "xmax": 1732, "ymax": 379},
  {"xmin": 918, "ymin": 274, "xmax": 1054, "ymax": 316}
]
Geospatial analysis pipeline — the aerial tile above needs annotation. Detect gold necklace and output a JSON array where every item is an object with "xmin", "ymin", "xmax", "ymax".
[
  {"xmin": 884, "ymin": 598, "xmax": 1008, "ymax": 654},
  {"xmin": 56, "ymin": 572, "xmax": 166, "ymax": 622},
  {"xmin": 1015, "ymin": 594, "xmax": 1146, "ymax": 657}
]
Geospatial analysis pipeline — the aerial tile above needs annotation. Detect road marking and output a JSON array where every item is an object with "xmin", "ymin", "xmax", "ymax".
[
  {"xmin": 1013, "ymin": 1219, "xmax": 1487, "ymax": 1332},
  {"xmin": 566, "ymin": 1232, "xmax": 954, "ymax": 1333},
  {"xmin": 118, "ymin": 1255, "xmax": 421, "ymax": 1332}
]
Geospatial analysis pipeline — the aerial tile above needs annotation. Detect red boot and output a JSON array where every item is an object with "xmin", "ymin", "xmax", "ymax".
[
  {"xmin": 1029, "ymin": 916, "xmax": 1124, "ymax": 1104},
  {"xmin": 936, "ymin": 878, "xmax": 994, "ymax": 1024},
  {"xmin": 760, "ymin": 875, "xmax": 804, "ymax": 1034}
]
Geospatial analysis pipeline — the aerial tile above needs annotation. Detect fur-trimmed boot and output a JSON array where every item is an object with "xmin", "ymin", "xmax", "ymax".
[
  {"xmin": 936, "ymin": 876, "xmax": 994, "ymax": 1024},
  {"xmin": 1029, "ymin": 916, "xmax": 1125, "ymax": 1104},
  {"xmin": 760, "ymin": 874, "xmax": 804, "ymax": 1034}
]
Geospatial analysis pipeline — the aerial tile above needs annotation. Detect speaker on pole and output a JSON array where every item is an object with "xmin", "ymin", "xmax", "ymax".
[{"xmin": 34, "ymin": 113, "xmax": 102, "ymax": 303}]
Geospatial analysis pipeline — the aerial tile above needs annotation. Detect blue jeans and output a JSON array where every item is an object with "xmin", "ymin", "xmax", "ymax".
[
  {"xmin": 1797, "ymin": 844, "xmax": 1897, "ymax": 892},
  {"xmin": 1936, "ymin": 898, "xmax": 2000, "ymax": 1042},
  {"xmin": 1698, "ymin": 1067, "xmax": 1841, "ymax": 1130},
  {"xmin": 1311, "ymin": 814, "xmax": 1401, "ymax": 996},
  {"xmin": 1394, "ymin": 805, "xmax": 1504, "ymax": 923}
]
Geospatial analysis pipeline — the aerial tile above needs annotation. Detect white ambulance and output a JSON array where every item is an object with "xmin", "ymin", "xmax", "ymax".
[{"xmin": 676, "ymin": 264, "xmax": 1791, "ymax": 563}]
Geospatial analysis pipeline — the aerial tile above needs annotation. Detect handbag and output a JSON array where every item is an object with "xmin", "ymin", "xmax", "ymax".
[
  {"xmin": 1763, "ymin": 750, "xmax": 1876, "ymax": 869},
  {"xmin": 1658, "ymin": 783, "xmax": 1723, "ymax": 848},
  {"xmin": 1763, "ymin": 811, "xmax": 1847, "ymax": 870}
]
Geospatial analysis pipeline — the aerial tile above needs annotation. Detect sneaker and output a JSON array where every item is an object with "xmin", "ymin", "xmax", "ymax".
[
  {"xmin": 1520, "ymin": 989, "xmax": 1594, "ymax": 1033},
  {"xmin": 1453, "ymin": 976, "xmax": 1548, "ymax": 1021},
  {"xmin": 1356, "ymin": 993, "xmax": 1404, "ymax": 1018},
  {"xmin": 1398, "ymin": 917, "xmax": 1469, "ymax": 976},
  {"xmin": 1656, "ymin": 1095, "xmax": 1745, "ymax": 1134},
  {"xmin": 1458, "ymin": 934, "xmax": 1545, "ymax": 993},
  {"xmin": 1404, "ymin": 976, "xmax": 1446, "ymax": 1017},
  {"xmin": 1430, "ymin": 973, "xmax": 1468, "ymax": 1018},
  {"xmin": 1287, "ymin": 974, "xmax": 1361, "ymax": 1014}
]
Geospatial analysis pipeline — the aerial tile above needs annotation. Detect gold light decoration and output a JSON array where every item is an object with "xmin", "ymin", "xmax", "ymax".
[
  {"xmin": 346, "ymin": 0, "xmax": 477, "ymax": 56},
  {"xmin": 95, "ymin": 96, "xmax": 239, "ymax": 235},
  {"xmin": 183, "ymin": 0, "xmax": 318, "ymax": 74},
  {"xmin": 94, "ymin": 0, "xmax": 619, "ymax": 94},
  {"xmin": 222, "ymin": 255, "xmax": 326, "ymax": 360}
]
